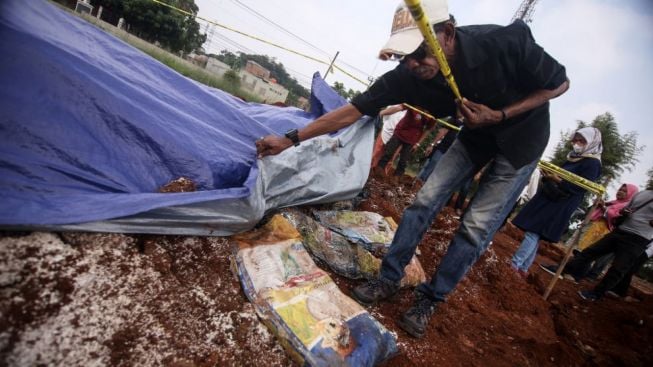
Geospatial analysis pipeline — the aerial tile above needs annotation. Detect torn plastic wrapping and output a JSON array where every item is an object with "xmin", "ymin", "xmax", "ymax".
[
  {"xmin": 232, "ymin": 215, "xmax": 398, "ymax": 366},
  {"xmin": 282, "ymin": 210, "xmax": 426, "ymax": 287},
  {"xmin": 312, "ymin": 210, "xmax": 397, "ymax": 246}
]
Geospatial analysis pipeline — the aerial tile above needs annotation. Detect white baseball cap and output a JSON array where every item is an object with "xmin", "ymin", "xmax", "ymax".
[{"xmin": 379, "ymin": 0, "xmax": 450, "ymax": 60}]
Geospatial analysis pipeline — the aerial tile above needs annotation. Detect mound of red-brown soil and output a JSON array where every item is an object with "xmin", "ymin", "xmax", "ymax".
[
  {"xmin": 0, "ymin": 232, "xmax": 288, "ymax": 366},
  {"xmin": 351, "ymin": 175, "xmax": 653, "ymax": 366},
  {"xmin": 1, "ymin": 173, "xmax": 652, "ymax": 366}
]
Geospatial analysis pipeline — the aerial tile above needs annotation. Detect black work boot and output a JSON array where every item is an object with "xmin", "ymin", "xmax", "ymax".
[
  {"xmin": 397, "ymin": 294, "xmax": 439, "ymax": 338},
  {"xmin": 352, "ymin": 279, "xmax": 399, "ymax": 305}
]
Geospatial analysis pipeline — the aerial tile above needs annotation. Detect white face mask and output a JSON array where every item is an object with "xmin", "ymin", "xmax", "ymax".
[{"xmin": 572, "ymin": 143, "xmax": 585, "ymax": 154}]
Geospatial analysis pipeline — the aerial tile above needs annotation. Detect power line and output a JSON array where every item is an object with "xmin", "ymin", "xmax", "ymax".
[
  {"xmin": 336, "ymin": 60, "xmax": 375, "ymax": 80},
  {"xmin": 285, "ymin": 66, "xmax": 314, "ymax": 83},
  {"xmin": 212, "ymin": 30, "xmax": 255, "ymax": 54},
  {"xmin": 227, "ymin": 0, "xmax": 373, "ymax": 82},
  {"xmin": 151, "ymin": 0, "xmax": 371, "ymax": 86},
  {"xmin": 198, "ymin": 18, "xmax": 254, "ymax": 54},
  {"xmin": 228, "ymin": 0, "xmax": 332, "ymax": 58},
  {"xmin": 207, "ymin": 39, "xmax": 236, "ymax": 54}
]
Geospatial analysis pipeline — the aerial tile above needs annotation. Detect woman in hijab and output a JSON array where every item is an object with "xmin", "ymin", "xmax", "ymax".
[
  {"xmin": 564, "ymin": 183, "xmax": 639, "ymax": 280},
  {"xmin": 573, "ymin": 183, "xmax": 639, "ymax": 250},
  {"xmin": 511, "ymin": 127, "xmax": 603, "ymax": 275}
]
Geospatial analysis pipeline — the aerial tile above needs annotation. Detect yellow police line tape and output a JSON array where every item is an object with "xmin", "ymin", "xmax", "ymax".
[
  {"xmin": 150, "ymin": 0, "xmax": 370, "ymax": 87},
  {"xmin": 403, "ymin": 0, "xmax": 462, "ymax": 100},
  {"xmin": 537, "ymin": 161, "xmax": 605, "ymax": 196},
  {"xmin": 402, "ymin": 104, "xmax": 606, "ymax": 195}
]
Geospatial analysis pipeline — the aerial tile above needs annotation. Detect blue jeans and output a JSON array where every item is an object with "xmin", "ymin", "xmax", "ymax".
[
  {"xmin": 453, "ymin": 175, "xmax": 474, "ymax": 211},
  {"xmin": 511, "ymin": 231, "xmax": 541, "ymax": 272},
  {"xmin": 379, "ymin": 140, "xmax": 538, "ymax": 302},
  {"xmin": 417, "ymin": 150, "xmax": 444, "ymax": 182}
]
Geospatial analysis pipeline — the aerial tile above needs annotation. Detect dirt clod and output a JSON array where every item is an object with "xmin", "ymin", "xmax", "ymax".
[{"xmin": 158, "ymin": 177, "xmax": 196, "ymax": 193}]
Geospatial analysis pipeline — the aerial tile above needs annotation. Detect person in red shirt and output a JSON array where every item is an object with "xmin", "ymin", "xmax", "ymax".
[{"xmin": 375, "ymin": 109, "xmax": 435, "ymax": 178}]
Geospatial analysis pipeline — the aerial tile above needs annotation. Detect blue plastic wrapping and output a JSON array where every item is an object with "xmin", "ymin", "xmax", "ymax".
[{"xmin": 0, "ymin": 0, "xmax": 373, "ymax": 235}]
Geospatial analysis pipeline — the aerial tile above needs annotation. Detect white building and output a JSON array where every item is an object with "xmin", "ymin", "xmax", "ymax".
[
  {"xmin": 238, "ymin": 70, "xmax": 289, "ymax": 104},
  {"xmin": 205, "ymin": 57, "xmax": 231, "ymax": 79},
  {"xmin": 203, "ymin": 58, "xmax": 289, "ymax": 104}
]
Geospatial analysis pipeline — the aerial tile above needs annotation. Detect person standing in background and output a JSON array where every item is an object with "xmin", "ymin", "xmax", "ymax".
[
  {"xmin": 375, "ymin": 109, "xmax": 436, "ymax": 179},
  {"xmin": 371, "ymin": 105, "xmax": 407, "ymax": 169},
  {"xmin": 511, "ymin": 127, "xmax": 602, "ymax": 275},
  {"xmin": 553, "ymin": 187, "xmax": 653, "ymax": 301}
]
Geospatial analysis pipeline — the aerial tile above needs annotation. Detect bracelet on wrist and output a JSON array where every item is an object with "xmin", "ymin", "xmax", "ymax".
[{"xmin": 500, "ymin": 109, "xmax": 507, "ymax": 122}]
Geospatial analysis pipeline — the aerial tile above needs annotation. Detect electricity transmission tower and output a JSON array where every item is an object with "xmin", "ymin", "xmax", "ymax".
[{"xmin": 511, "ymin": 0, "xmax": 540, "ymax": 23}]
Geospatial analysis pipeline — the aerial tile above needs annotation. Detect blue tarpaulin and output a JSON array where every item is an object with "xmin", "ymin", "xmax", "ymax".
[{"xmin": 0, "ymin": 0, "xmax": 373, "ymax": 235}]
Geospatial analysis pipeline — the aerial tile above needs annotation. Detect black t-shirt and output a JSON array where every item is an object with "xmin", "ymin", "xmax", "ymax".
[{"xmin": 351, "ymin": 20, "xmax": 567, "ymax": 169}]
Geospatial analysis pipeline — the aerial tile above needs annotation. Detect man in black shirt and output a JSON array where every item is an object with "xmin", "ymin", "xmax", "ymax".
[{"xmin": 256, "ymin": 0, "xmax": 569, "ymax": 338}]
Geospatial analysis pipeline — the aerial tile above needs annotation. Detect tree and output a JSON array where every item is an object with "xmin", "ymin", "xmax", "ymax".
[
  {"xmin": 90, "ymin": 0, "xmax": 206, "ymax": 53},
  {"xmin": 221, "ymin": 69, "xmax": 241, "ymax": 93},
  {"xmin": 332, "ymin": 82, "xmax": 348, "ymax": 99},
  {"xmin": 331, "ymin": 82, "xmax": 361, "ymax": 101},
  {"xmin": 211, "ymin": 50, "xmax": 240, "ymax": 69},
  {"xmin": 647, "ymin": 167, "xmax": 653, "ymax": 189},
  {"xmin": 347, "ymin": 88, "xmax": 362, "ymax": 101},
  {"xmin": 549, "ymin": 112, "xmax": 643, "ymax": 186}
]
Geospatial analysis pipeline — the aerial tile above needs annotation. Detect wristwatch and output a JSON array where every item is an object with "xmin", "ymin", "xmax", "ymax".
[{"xmin": 284, "ymin": 128, "xmax": 300, "ymax": 146}]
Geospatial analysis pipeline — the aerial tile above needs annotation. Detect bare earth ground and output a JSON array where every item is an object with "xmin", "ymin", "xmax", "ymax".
[{"xmin": 1, "ymin": 174, "xmax": 652, "ymax": 366}]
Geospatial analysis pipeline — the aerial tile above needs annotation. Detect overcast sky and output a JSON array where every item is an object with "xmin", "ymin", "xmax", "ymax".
[{"xmin": 194, "ymin": 0, "xmax": 653, "ymax": 194}]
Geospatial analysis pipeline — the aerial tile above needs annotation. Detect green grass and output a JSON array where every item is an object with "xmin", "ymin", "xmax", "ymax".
[{"xmin": 77, "ymin": 12, "xmax": 262, "ymax": 102}]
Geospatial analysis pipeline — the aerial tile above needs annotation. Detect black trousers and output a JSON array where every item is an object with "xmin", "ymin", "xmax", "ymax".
[
  {"xmin": 612, "ymin": 252, "xmax": 649, "ymax": 296},
  {"xmin": 378, "ymin": 135, "xmax": 413, "ymax": 177},
  {"xmin": 566, "ymin": 229, "xmax": 649, "ymax": 294}
]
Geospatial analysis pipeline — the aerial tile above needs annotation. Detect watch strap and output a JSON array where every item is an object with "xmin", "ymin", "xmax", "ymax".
[{"xmin": 284, "ymin": 129, "xmax": 300, "ymax": 146}]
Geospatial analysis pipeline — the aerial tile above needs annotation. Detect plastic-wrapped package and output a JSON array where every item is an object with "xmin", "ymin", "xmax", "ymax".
[
  {"xmin": 313, "ymin": 210, "xmax": 396, "ymax": 246},
  {"xmin": 232, "ymin": 215, "xmax": 398, "ymax": 367},
  {"xmin": 283, "ymin": 210, "xmax": 425, "ymax": 287}
]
